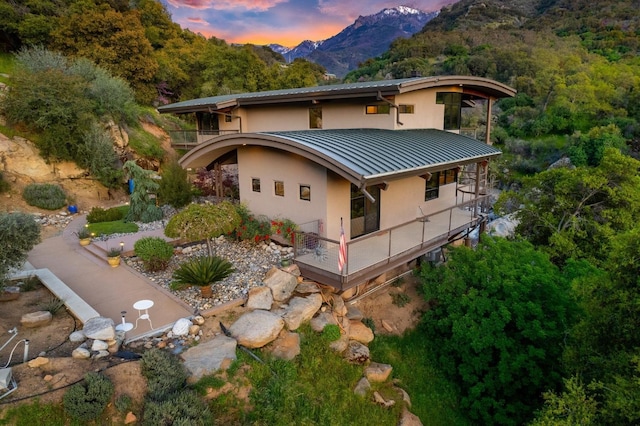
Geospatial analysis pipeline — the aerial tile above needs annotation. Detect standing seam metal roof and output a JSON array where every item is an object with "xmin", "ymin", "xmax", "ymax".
[{"xmin": 256, "ymin": 129, "xmax": 501, "ymax": 180}]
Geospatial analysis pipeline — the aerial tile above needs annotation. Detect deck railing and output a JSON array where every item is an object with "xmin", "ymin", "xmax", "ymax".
[
  {"xmin": 168, "ymin": 130, "xmax": 240, "ymax": 149},
  {"xmin": 294, "ymin": 196, "xmax": 488, "ymax": 282}
]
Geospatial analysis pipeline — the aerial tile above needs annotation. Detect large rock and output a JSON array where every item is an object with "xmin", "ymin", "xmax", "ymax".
[
  {"xmin": 263, "ymin": 267, "xmax": 298, "ymax": 302},
  {"xmin": 364, "ymin": 362, "xmax": 393, "ymax": 382},
  {"xmin": 282, "ymin": 293, "xmax": 323, "ymax": 330},
  {"xmin": 181, "ymin": 335, "xmax": 237, "ymax": 381},
  {"xmin": 344, "ymin": 341, "xmax": 370, "ymax": 364},
  {"xmin": 246, "ymin": 286, "xmax": 273, "ymax": 310},
  {"xmin": 354, "ymin": 377, "xmax": 371, "ymax": 396},
  {"xmin": 269, "ymin": 331, "xmax": 300, "ymax": 361},
  {"xmin": 82, "ymin": 317, "xmax": 115, "ymax": 340},
  {"xmin": 20, "ymin": 311, "xmax": 52, "ymax": 328},
  {"xmin": 310, "ymin": 311, "xmax": 338, "ymax": 332},
  {"xmin": 172, "ymin": 318, "xmax": 192, "ymax": 336},
  {"xmin": 348, "ymin": 320, "xmax": 374, "ymax": 344},
  {"xmin": 228, "ymin": 310, "xmax": 285, "ymax": 348},
  {"xmin": 398, "ymin": 407, "xmax": 423, "ymax": 426}
]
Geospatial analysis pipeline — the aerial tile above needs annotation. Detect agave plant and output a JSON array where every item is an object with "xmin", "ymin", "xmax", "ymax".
[{"xmin": 170, "ymin": 256, "xmax": 235, "ymax": 298}]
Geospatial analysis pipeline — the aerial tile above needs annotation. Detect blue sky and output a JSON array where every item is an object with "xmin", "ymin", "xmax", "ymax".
[{"xmin": 161, "ymin": 0, "xmax": 454, "ymax": 47}]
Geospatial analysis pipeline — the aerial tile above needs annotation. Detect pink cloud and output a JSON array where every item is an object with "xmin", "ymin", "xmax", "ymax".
[
  {"xmin": 166, "ymin": 0, "xmax": 287, "ymax": 11},
  {"xmin": 187, "ymin": 17, "xmax": 209, "ymax": 24}
]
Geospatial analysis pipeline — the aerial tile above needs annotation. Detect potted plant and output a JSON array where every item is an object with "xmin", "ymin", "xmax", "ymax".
[
  {"xmin": 106, "ymin": 248, "xmax": 121, "ymax": 268},
  {"xmin": 76, "ymin": 227, "xmax": 92, "ymax": 246},
  {"xmin": 170, "ymin": 256, "xmax": 235, "ymax": 298}
]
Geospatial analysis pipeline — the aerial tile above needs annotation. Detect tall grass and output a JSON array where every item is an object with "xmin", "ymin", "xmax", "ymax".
[
  {"xmin": 369, "ymin": 328, "xmax": 469, "ymax": 426},
  {"xmin": 0, "ymin": 52, "xmax": 15, "ymax": 85}
]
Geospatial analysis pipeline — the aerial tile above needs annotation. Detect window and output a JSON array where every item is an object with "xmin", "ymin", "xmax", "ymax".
[
  {"xmin": 252, "ymin": 178, "xmax": 261, "ymax": 192},
  {"xmin": 365, "ymin": 104, "xmax": 391, "ymax": 114},
  {"xmin": 309, "ymin": 107, "xmax": 322, "ymax": 129},
  {"xmin": 299, "ymin": 185, "xmax": 311, "ymax": 201},
  {"xmin": 436, "ymin": 92, "xmax": 462, "ymax": 130},
  {"xmin": 398, "ymin": 104, "xmax": 414, "ymax": 114},
  {"xmin": 224, "ymin": 114, "xmax": 232, "ymax": 123},
  {"xmin": 274, "ymin": 180, "xmax": 284, "ymax": 197},
  {"xmin": 424, "ymin": 168, "xmax": 458, "ymax": 201}
]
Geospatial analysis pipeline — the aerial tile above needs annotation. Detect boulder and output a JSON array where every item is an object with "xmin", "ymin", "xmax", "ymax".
[
  {"xmin": 354, "ymin": 377, "xmax": 371, "ymax": 397},
  {"xmin": 349, "ymin": 320, "xmax": 374, "ymax": 344},
  {"xmin": 69, "ymin": 330, "xmax": 86, "ymax": 343},
  {"xmin": 82, "ymin": 317, "xmax": 115, "ymax": 340},
  {"xmin": 398, "ymin": 407, "xmax": 423, "ymax": 426},
  {"xmin": 310, "ymin": 311, "xmax": 338, "ymax": 332},
  {"xmin": 72, "ymin": 347, "xmax": 91, "ymax": 359},
  {"xmin": 20, "ymin": 311, "xmax": 52, "ymax": 328},
  {"xmin": 228, "ymin": 310, "xmax": 285, "ymax": 348},
  {"xmin": 344, "ymin": 341, "xmax": 370, "ymax": 364},
  {"xmin": 346, "ymin": 305, "xmax": 364, "ymax": 321},
  {"xmin": 181, "ymin": 335, "xmax": 237, "ymax": 381},
  {"xmin": 263, "ymin": 267, "xmax": 298, "ymax": 302},
  {"xmin": 270, "ymin": 331, "xmax": 300, "ymax": 361},
  {"xmin": 282, "ymin": 293, "xmax": 323, "ymax": 330},
  {"xmin": 364, "ymin": 362, "xmax": 393, "ymax": 382},
  {"xmin": 295, "ymin": 282, "xmax": 321, "ymax": 294},
  {"xmin": 330, "ymin": 334, "xmax": 350, "ymax": 353},
  {"xmin": 246, "ymin": 286, "xmax": 273, "ymax": 310},
  {"xmin": 172, "ymin": 318, "xmax": 192, "ymax": 336}
]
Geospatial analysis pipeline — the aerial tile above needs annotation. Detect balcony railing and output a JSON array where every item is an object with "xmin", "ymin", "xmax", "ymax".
[
  {"xmin": 293, "ymin": 196, "xmax": 488, "ymax": 290},
  {"xmin": 168, "ymin": 130, "xmax": 240, "ymax": 149}
]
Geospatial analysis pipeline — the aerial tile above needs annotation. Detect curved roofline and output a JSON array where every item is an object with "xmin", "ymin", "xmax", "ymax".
[
  {"xmin": 179, "ymin": 130, "xmax": 501, "ymax": 187},
  {"xmin": 158, "ymin": 76, "xmax": 516, "ymax": 114}
]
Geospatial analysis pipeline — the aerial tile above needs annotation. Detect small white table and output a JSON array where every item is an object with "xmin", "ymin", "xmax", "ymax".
[
  {"xmin": 115, "ymin": 310, "xmax": 133, "ymax": 332},
  {"xmin": 133, "ymin": 299, "xmax": 154, "ymax": 330}
]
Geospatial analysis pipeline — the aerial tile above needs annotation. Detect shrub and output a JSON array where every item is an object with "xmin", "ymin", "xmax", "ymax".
[
  {"xmin": 232, "ymin": 204, "xmax": 271, "ymax": 243},
  {"xmin": 271, "ymin": 218, "xmax": 298, "ymax": 244},
  {"xmin": 390, "ymin": 292, "xmax": 411, "ymax": 307},
  {"xmin": 63, "ymin": 372, "xmax": 114, "ymax": 422},
  {"xmin": 22, "ymin": 183, "xmax": 67, "ymax": 210},
  {"xmin": 158, "ymin": 160, "xmax": 193, "ymax": 208},
  {"xmin": 133, "ymin": 237, "xmax": 173, "ymax": 271},
  {"xmin": 0, "ymin": 212, "xmax": 40, "ymax": 286},
  {"xmin": 143, "ymin": 389, "xmax": 212, "ymax": 425},
  {"xmin": 18, "ymin": 275, "xmax": 41, "ymax": 292},
  {"xmin": 170, "ymin": 256, "xmax": 235, "ymax": 290},
  {"xmin": 39, "ymin": 296, "xmax": 65, "ymax": 315},
  {"xmin": 76, "ymin": 123, "xmax": 122, "ymax": 188},
  {"xmin": 321, "ymin": 324, "xmax": 341, "ymax": 342},
  {"xmin": 114, "ymin": 394, "xmax": 132, "ymax": 413},
  {"xmin": 86, "ymin": 205, "xmax": 126, "ymax": 223},
  {"xmin": 140, "ymin": 348, "xmax": 189, "ymax": 401}
]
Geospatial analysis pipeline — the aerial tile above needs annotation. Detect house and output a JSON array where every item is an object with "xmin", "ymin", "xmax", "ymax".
[{"xmin": 157, "ymin": 76, "xmax": 516, "ymax": 292}]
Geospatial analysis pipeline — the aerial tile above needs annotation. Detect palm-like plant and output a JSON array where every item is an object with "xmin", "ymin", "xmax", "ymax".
[{"xmin": 170, "ymin": 256, "xmax": 235, "ymax": 298}]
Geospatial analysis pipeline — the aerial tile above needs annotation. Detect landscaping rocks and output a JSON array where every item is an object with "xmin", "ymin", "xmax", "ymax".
[
  {"xmin": 269, "ymin": 331, "xmax": 300, "ymax": 361},
  {"xmin": 20, "ymin": 311, "xmax": 52, "ymax": 328},
  {"xmin": 344, "ymin": 340, "xmax": 370, "ymax": 364},
  {"xmin": 264, "ymin": 267, "xmax": 298, "ymax": 302},
  {"xmin": 281, "ymin": 293, "xmax": 323, "ymax": 330},
  {"xmin": 348, "ymin": 320, "xmax": 374, "ymax": 344},
  {"xmin": 364, "ymin": 362, "xmax": 393, "ymax": 382},
  {"xmin": 82, "ymin": 317, "xmax": 115, "ymax": 340},
  {"xmin": 172, "ymin": 317, "xmax": 192, "ymax": 336},
  {"xmin": 246, "ymin": 286, "xmax": 273, "ymax": 310},
  {"xmin": 228, "ymin": 309, "xmax": 285, "ymax": 348},
  {"xmin": 181, "ymin": 335, "xmax": 237, "ymax": 381}
]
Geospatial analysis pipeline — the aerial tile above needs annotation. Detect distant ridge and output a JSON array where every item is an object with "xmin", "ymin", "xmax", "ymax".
[{"xmin": 267, "ymin": 6, "xmax": 438, "ymax": 78}]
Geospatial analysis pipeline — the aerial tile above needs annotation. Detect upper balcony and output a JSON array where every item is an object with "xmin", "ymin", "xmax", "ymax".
[{"xmin": 168, "ymin": 130, "xmax": 240, "ymax": 150}]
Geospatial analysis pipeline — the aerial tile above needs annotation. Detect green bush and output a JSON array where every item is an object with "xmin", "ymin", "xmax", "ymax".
[
  {"xmin": 142, "ymin": 389, "xmax": 212, "ymax": 425},
  {"xmin": 170, "ymin": 256, "xmax": 235, "ymax": 290},
  {"xmin": 86, "ymin": 205, "xmax": 127, "ymax": 223},
  {"xmin": 390, "ymin": 292, "xmax": 411, "ymax": 307},
  {"xmin": 22, "ymin": 183, "xmax": 67, "ymax": 210},
  {"xmin": 63, "ymin": 372, "xmax": 114, "ymax": 422},
  {"xmin": 232, "ymin": 204, "xmax": 271, "ymax": 243},
  {"xmin": 321, "ymin": 324, "xmax": 341, "ymax": 342},
  {"xmin": 140, "ymin": 348, "xmax": 189, "ymax": 401},
  {"xmin": 133, "ymin": 237, "xmax": 173, "ymax": 271},
  {"xmin": 114, "ymin": 394, "xmax": 132, "ymax": 413},
  {"xmin": 158, "ymin": 160, "xmax": 193, "ymax": 208}
]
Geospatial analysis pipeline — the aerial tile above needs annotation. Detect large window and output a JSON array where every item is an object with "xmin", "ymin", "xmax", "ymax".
[
  {"xmin": 195, "ymin": 112, "xmax": 219, "ymax": 132},
  {"xmin": 365, "ymin": 104, "xmax": 391, "ymax": 114},
  {"xmin": 425, "ymin": 169, "xmax": 458, "ymax": 201},
  {"xmin": 309, "ymin": 107, "xmax": 322, "ymax": 129},
  {"xmin": 436, "ymin": 92, "xmax": 462, "ymax": 130}
]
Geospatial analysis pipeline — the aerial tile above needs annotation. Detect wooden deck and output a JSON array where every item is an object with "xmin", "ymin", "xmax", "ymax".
[{"xmin": 294, "ymin": 201, "xmax": 482, "ymax": 290}]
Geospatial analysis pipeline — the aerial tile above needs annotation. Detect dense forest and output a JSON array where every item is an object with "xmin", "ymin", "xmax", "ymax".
[{"xmin": 0, "ymin": 0, "xmax": 639, "ymax": 424}]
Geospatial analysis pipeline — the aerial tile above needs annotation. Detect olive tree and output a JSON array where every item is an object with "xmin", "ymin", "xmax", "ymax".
[
  {"xmin": 0, "ymin": 212, "xmax": 41, "ymax": 288},
  {"xmin": 164, "ymin": 201, "xmax": 240, "ymax": 255}
]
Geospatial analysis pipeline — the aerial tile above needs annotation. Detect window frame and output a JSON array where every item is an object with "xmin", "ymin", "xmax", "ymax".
[
  {"xmin": 299, "ymin": 184, "xmax": 311, "ymax": 201},
  {"xmin": 309, "ymin": 106, "xmax": 322, "ymax": 129},
  {"xmin": 365, "ymin": 104, "xmax": 391, "ymax": 115},
  {"xmin": 251, "ymin": 178, "xmax": 261, "ymax": 193},
  {"xmin": 274, "ymin": 180, "xmax": 285, "ymax": 197}
]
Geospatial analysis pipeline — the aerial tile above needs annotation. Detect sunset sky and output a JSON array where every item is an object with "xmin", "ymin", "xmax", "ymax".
[{"xmin": 161, "ymin": 1, "xmax": 455, "ymax": 47}]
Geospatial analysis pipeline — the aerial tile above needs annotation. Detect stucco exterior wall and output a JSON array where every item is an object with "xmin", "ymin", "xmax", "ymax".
[
  {"xmin": 394, "ymin": 90, "xmax": 445, "ymax": 130},
  {"xmin": 237, "ymin": 146, "xmax": 328, "ymax": 226},
  {"xmin": 379, "ymin": 177, "xmax": 458, "ymax": 229}
]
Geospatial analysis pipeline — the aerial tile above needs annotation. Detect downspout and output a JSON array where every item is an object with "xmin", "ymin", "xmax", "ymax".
[
  {"xmin": 377, "ymin": 91, "xmax": 403, "ymax": 126},
  {"xmin": 360, "ymin": 184, "xmax": 375, "ymax": 203}
]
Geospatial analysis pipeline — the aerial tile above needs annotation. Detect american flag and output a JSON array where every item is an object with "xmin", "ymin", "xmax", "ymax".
[{"xmin": 338, "ymin": 217, "xmax": 347, "ymax": 273}]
